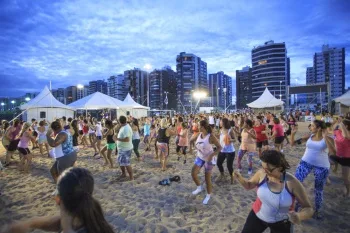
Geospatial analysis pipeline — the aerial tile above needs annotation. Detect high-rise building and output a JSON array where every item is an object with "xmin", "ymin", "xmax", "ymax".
[
  {"xmin": 236, "ymin": 66, "xmax": 253, "ymax": 109},
  {"xmin": 314, "ymin": 45, "xmax": 345, "ymax": 100},
  {"xmin": 251, "ymin": 40, "xmax": 290, "ymax": 102},
  {"xmin": 107, "ymin": 74, "xmax": 127, "ymax": 100},
  {"xmin": 65, "ymin": 86, "xmax": 77, "ymax": 104},
  {"xmin": 52, "ymin": 88, "xmax": 66, "ymax": 104},
  {"xmin": 149, "ymin": 66, "xmax": 177, "ymax": 110},
  {"xmin": 208, "ymin": 71, "xmax": 232, "ymax": 110},
  {"xmin": 124, "ymin": 68, "xmax": 149, "ymax": 106},
  {"xmin": 176, "ymin": 52, "xmax": 208, "ymax": 112},
  {"xmin": 306, "ymin": 67, "xmax": 315, "ymax": 84},
  {"xmin": 88, "ymin": 80, "xmax": 108, "ymax": 95}
]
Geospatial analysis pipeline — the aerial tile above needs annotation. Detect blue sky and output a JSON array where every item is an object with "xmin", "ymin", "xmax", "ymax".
[{"xmin": 1, "ymin": 0, "xmax": 349, "ymax": 97}]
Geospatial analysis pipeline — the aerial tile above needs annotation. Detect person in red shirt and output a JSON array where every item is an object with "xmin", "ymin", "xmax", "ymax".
[
  {"xmin": 253, "ymin": 117, "xmax": 269, "ymax": 157},
  {"xmin": 269, "ymin": 118, "xmax": 285, "ymax": 152},
  {"xmin": 329, "ymin": 119, "xmax": 350, "ymax": 197}
]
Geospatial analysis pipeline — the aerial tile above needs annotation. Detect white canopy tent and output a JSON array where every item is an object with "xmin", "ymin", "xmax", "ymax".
[
  {"xmin": 117, "ymin": 93, "xmax": 150, "ymax": 118},
  {"xmin": 247, "ymin": 87, "xmax": 284, "ymax": 108},
  {"xmin": 20, "ymin": 86, "xmax": 74, "ymax": 122},
  {"xmin": 333, "ymin": 90, "xmax": 350, "ymax": 113},
  {"xmin": 68, "ymin": 92, "xmax": 125, "ymax": 110}
]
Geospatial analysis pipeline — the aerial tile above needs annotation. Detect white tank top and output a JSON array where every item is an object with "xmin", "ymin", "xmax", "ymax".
[
  {"xmin": 254, "ymin": 176, "xmax": 294, "ymax": 223},
  {"xmin": 209, "ymin": 116, "xmax": 215, "ymax": 124},
  {"xmin": 301, "ymin": 135, "xmax": 329, "ymax": 168},
  {"xmin": 95, "ymin": 124, "xmax": 102, "ymax": 136},
  {"xmin": 195, "ymin": 133, "xmax": 213, "ymax": 160}
]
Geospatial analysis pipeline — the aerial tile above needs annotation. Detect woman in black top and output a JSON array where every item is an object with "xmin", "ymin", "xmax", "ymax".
[{"xmin": 156, "ymin": 118, "xmax": 176, "ymax": 171}]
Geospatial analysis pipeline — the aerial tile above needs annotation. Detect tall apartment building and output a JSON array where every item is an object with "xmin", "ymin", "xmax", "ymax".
[
  {"xmin": 314, "ymin": 45, "xmax": 345, "ymax": 100},
  {"xmin": 236, "ymin": 66, "xmax": 253, "ymax": 109},
  {"xmin": 52, "ymin": 88, "xmax": 66, "ymax": 104},
  {"xmin": 88, "ymin": 80, "xmax": 108, "ymax": 95},
  {"xmin": 176, "ymin": 52, "xmax": 208, "ymax": 112},
  {"xmin": 149, "ymin": 66, "xmax": 177, "ymax": 110},
  {"xmin": 208, "ymin": 71, "xmax": 232, "ymax": 110},
  {"xmin": 251, "ymin": 40, "xmax": 290, "ymax": 103},
  {"xmin": 65, "ymin": 86, "xmax": 77, "ymax": 104},
  {"xmin": 306, "ymin": 67, "xmax": 315, "ymax": 84},
  {"xmin": 77, "ymin": 85, "xmax": 89, "ymax": 100},
  {"xmin": 107, "ymin": 74, "xmax": 127, "ymax": 100},
  {"xmin": 124, "ymin": 68, "xmax": 149, "ymax": 106}
]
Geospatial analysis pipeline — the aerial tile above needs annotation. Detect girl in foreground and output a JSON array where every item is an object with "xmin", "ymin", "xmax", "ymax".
[
  {"xmin": 1, "ymin": 167, "xmax": 114, "ymax": 233},
  {"xmin": 234, "ymin": 150, "xmax": 313, "ymax": 233}
]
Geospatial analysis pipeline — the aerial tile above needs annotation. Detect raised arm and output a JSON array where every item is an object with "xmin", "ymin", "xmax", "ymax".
[{"xmin": 234, "ymin": 169, "xmax": 263, "ymax": 190}]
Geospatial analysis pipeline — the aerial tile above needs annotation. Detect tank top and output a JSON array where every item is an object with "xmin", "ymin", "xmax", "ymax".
[
  {"xmin": 18, "ymin": 132, "xmax": 31, "ymax": 148},
  {"xmin": 132, "ymin": 129, "xmax": 141, "ymax": 140},
  {"xmin": 95, "ymin": 124, "xmax": 102, "ymax": 136},
  {"xmin": 220, "ymin": 129, "xmax": 235, "ymax": 153},
  {"xmin": 54, "ymin": 131, "xmax": 75, "ymax": 158},
  {"xmin": 37, "ymin": 126, "xmax": 48, "ymax": 138},
  {"xmin": 334, "ymin": 130, "xmax": 350, "ymax": 158},
  {"xmin": 195, "ymin": 133, "xmax": 213, "ymax": 160},
  {"xmin": 178, "ymin": 129, "xmax": 188, "ymax": 147},
  {"xmin": 240, "ymin": 129, "xmax": 256, "ymax": 152},
  {"xmin": 12, "ymin": 126, "xmax": 21, "ymax": 140},
  {"xmin": 157, "ymin": 128, "xmax": 169, "ymax": 144},
  {"xmin": 107, "ymin": 130, "xmax": 115, "ymax": 144},
  {"xmin": 301, "ymin": 135, "xmax": 329, "ymax": 168},
  {"xmin": 252, "ymin": 175, "xmax": 295, "ymax": 223}
]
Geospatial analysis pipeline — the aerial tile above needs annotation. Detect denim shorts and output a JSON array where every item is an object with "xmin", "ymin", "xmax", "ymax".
[
  {"xmin": 118, "ymin": 149, "xmax": 132, "ymax": 166},
  {"xmin": 194, "ymin": 157, "xmax": 214, "ymax": 173}
]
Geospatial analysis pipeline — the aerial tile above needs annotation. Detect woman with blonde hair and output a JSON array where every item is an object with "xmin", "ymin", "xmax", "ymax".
[{"xmin": 17, "ymin": 122, "xmax": 36, "ymax": 172}]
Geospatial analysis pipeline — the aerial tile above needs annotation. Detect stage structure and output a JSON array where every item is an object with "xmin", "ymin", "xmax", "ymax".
[{"xmin": 287, "ymin": 83, "xmax": 330, "ymax": 110}]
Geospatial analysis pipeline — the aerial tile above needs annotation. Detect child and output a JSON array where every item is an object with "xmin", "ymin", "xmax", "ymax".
[{"xmin": 17, "ymin": 122, "xmax": 36, "ymax": 172}]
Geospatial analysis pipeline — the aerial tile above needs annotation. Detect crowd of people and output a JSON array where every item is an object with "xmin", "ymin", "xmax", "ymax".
[{"xmin": 0, "ymin": 110, "xmax": 350, "ymax": 233}]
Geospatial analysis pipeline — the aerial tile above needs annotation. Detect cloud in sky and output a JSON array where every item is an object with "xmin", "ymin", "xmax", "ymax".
[{"xmin": 1, "ymin": 0, "xmax": 349, "ymax": 97}]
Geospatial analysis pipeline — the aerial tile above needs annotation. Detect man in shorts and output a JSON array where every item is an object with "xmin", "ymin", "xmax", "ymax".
[{"xmin": 115, "ymin": 116, "xmax": 134, "ymax": 180}]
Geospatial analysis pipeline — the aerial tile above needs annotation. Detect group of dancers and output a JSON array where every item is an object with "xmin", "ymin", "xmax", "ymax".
[{"xmin": 1, "ymin": 110, "xmax": 350, "ymax": 233}]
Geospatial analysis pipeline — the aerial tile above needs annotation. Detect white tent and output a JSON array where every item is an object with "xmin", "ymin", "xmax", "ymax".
[
  {"xmin": 68, "ymin": 92, "xmax": 125, "ymax": 110},
  {"xmin": 117, "ymin": 93, "xmax": 150, "ymax": 118},
  {"xmin": 334, "ymin": 90, "xmax": 350, "ymax": 106},
  {"xmin": 333, "ymin": 90, "xmax": 350, "ymax": 114},
  {"xmin": 20, "ymin": 86, "xmax": 74, "ymax": 122},
  {"xmin": 247, "ymin": 87, "xmax": 284, "ymax": 108}
]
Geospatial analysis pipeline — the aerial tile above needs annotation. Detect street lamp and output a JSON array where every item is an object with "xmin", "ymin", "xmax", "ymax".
[
  {"xmin": 11, "ymin": 100, "xmax": 15, "ymax": 110},
  {"xmin": 217, "ymin": 87, "xmax": 220, "ymax": 110},
  {"xmin": 223, "ymin": 88, "xmax": 227, "ymax": 113},
  {"xmin": 25, "ymin": 97, "xmax": 30, "ymax": 101},
  {"xmin": 164, "ymin": 91, "xmax": 169, "ymax": 110},
  {"xmin": 1, "ymin": 102, "xmax": 5, "ymax": 111},
  {"xmin": 193, "ymin": 91, "xmax": 208, "ymax": 112},
  {"xmin": 77, "ymin": 84, "xmax": 84, "ymax": 99},
  {"xmin": 144, "ymin": 64, "xmax": 152, "ymax": 107},
  {"xmin": 189, "ymin": 100, "xmax": 192, "ymax": 114},
  {"xmin": 279, "ymin": 81, "xmax": 282, "ymax": 100}
]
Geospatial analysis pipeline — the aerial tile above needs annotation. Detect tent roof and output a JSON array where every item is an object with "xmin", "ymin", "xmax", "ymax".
[
  {"xmin": 247, "ymin": 87, "xmax": 284, "ymax": 108},
  {"xmin": 20, "ymin": 86, "xmax": 73, "ymax": 110},
  {"xmin": 333, "ymin": 90, "xmax": 350, "ymax": 106},
  {"xmin": 68, "ymin": 92, "xmax": 125, "ymax": 110},
  {"xmin": 121, "ymin": 93, "xmax": 150, "ymax": 109}
]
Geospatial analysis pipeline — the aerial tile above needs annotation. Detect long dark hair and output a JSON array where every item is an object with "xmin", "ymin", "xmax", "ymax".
[
  {"xmin": 57, "ymin": 167, "xmax": 114, "ymax": 233},
  {"xmin": 71, "ymin": 120, "xmax": 79, "ymax": 136},
  {"xmin": 199, "ymin": 120, "xmax": 212, "ymax": 134},
  {"xmin": 221, "ymin": 118, "xmax": 230, "ymax": 130},
  {"xmin": 133, "ymin": 118, "xmax": 140, "ymax": 133},
  {"xmin": 260, "ymin": 150, "xmax": 290, "ymax": 172}
]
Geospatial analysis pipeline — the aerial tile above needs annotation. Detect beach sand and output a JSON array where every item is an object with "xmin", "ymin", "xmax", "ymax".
[{"xmin": 1, "ymin": 122, "xmax": 350, "ymax": 233}]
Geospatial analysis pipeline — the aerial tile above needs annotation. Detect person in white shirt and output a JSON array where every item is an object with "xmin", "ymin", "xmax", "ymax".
[{"xmin": 114, "ymin": 116, "xmax": 134, "ymax": 180}]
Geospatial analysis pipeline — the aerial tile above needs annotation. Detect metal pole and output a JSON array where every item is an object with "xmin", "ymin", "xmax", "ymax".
[
  {"xmin": 320, "ymin": 87, "xmax": 322, "ymax": 112},
  {"xmin": 217, "ymin": 88, "xmax": 219, "ymax": 109}
]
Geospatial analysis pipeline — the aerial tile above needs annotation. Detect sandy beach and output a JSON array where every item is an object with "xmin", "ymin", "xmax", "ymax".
[{"xmin": 1, "ymin": 122, "xmax": 350, "ymax": 233}]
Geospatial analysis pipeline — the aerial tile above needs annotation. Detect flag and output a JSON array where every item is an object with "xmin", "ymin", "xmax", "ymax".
[{"xmin": 164, "ymin": 96, "xmax": 168, "ymax": 105}]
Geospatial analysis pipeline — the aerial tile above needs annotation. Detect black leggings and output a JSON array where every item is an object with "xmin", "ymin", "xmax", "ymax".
[
  {"xmin": 242, "ymin": 210, "xmax": 292, "ymax": 233},
  {"xmin": 176, "ymin": 145, "xmax": 187, "ymax": 155},
  {"xmin": 217, "ymin": 152, "xmax": 235, "ymax": 175},
  {"xmin": 132, "ymin": 139, "xmax": 140, "ymax": 157}
]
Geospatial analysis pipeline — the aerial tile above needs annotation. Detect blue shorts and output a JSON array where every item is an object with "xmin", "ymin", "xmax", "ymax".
[
  {"xmin": 118, "ymin": 149, "xmax": 132, "ymax": 166},
  {"xmin": 194, "ymin": 157, "xmax": 214, "ymax": 173},
  {"xmin": 96, "ymin": 136, "xmax": 102, "ymax": 140}
]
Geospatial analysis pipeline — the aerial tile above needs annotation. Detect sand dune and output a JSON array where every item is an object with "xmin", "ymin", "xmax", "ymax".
[{"xmin": 1, "ymin": 122, "xmax": 350, "ymax": 233}]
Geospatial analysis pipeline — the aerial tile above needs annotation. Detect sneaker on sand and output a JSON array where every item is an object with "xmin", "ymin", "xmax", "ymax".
[{"xmin": 192, "ymin": 186, "xmax": 204, "ymax": 195}]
